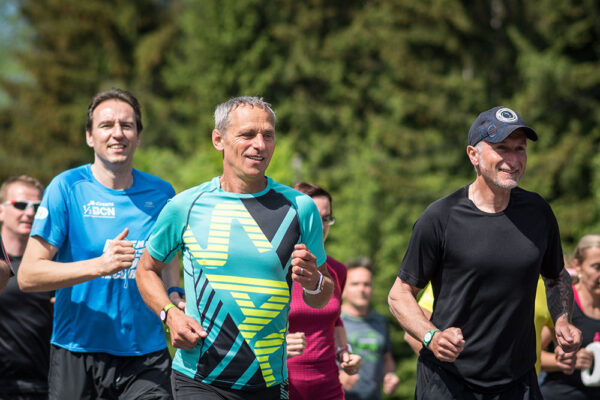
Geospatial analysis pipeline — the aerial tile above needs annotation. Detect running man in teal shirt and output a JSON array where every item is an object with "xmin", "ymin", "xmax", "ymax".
[{"xmin": 137, "ymin": 97, "xmax": 334, "ymax": 400}]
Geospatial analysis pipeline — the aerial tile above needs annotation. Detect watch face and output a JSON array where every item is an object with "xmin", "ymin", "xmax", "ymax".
[
  {"xmin": 424, "ymin": 332, "xmax": 432, "ymax": 342},
  {"xmin": 160, "ymin": 309, "xmax": 167, "ymax": 322}
]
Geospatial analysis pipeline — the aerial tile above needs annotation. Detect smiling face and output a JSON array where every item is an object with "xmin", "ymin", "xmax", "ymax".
[
  {"xmin": 0, "ymin": 182, "xmax": 42, "ymax": 240},
  {"xmin": 469, "ymin": 129, "xmax": 528, "ymax": 190},
  {"xmin": 212, "ymin": 105, "xmax": 275, "ymax": 192},
  {"xmin": 86, "ymin": 99, "xmax": 140, "ymax": 168}
]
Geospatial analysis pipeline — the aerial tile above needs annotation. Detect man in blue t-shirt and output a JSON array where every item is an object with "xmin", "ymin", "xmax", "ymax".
[
  {"xmin": 19, "ymin": 88, "xmax": 182, "ymax": 399},
  {"xmin": 137, "ymin": 96, "xmax": 334, "ymax": 400}
]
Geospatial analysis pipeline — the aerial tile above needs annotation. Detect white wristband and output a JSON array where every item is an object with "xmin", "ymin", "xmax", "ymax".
[{"xmin": 303, "ymin": 270, "xmax": 323, "ymax": 295}]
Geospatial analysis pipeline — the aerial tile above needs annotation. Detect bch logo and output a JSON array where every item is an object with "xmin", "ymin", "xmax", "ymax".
[{"xmin": 83, "ymin": 200, "xmax": 116, "ymax": 218}]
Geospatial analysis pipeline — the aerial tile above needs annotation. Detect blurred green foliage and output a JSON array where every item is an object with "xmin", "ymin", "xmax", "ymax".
[{"xmin": 1, "ymin": 0, "xmax": 600, "ymax": 398}]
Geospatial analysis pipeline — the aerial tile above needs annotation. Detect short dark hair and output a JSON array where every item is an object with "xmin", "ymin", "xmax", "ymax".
[
  {"xmin": 86, "ymin": 88, "xmax": 143, "ymax": 133},
  {"xmin": 293, "ymin": 182, "xmax": 333, "ymax": 207},
  {"xmin": 345, "ymin": 256, "xmax": 373, "ymax": 273}
]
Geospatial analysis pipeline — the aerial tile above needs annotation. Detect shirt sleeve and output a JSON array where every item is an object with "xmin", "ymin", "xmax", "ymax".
[
  {"xmin": 540, "ymin": 203, "xmax": 564, "ymax": 279},
  {"xmin": 398, "ymin": 207, "xmax": 444, "ymax": 289},
  {"xmin": 30, "ymin": 176, "xmax": 69, "ymax": 249},
  {"xmin": 297, "ymin": 195, "xmax": 327, "ymax": 267},
  {"xmin": 146, "ymin": 199, "xmax": 185, "ymax": 263}
]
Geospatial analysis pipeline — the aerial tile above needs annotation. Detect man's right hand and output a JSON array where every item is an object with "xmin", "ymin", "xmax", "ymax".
[
  {"xmin": 98, "ymin": 228, "xmax": 135, "ymax": 276},
  {"xmin": 429, "ymin": 327, "xmax": 465, "ymax": 363},
  {"xmin": 167, "ymin": 307, "xmax": 207, "ymax": 350}
]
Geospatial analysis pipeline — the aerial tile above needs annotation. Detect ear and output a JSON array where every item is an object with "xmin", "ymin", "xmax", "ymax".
[
  {"xmin": 0, "ymin": 204, "xmax": 5, "ymax": 224},
  {"xmin": 212, "ymin": 129, "xmax": 224, "ymax": 151},
  {"xmin": 466, "ymin": 145, "xmax": 479, "ymax": 168},
  {"xmin": 85, "ymin": 130, "xmax": 94, "ymax": 148},
  {"xmin": 572, "ymin": 258, "xmax": 582, "ymax": 274}
]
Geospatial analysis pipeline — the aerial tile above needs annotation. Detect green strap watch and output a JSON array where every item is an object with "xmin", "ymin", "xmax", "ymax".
[
  {"xmin": 423, "ymin": 328, "xmax": 440, "ymax": 348},
  {"xmin": 160, "ymin": 303, "xmax": 177, "ymax": 323}
]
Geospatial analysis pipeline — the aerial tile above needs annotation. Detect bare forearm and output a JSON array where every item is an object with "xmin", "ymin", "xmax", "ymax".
[
  {"xmin": 544, "ymin": 268, "xmax": 574, "ymax": 323},
  {"xmin": 383, "ymin": 352, "xmax": 397, "ymax": 375},
  {"xmin": 19, "ymin": 234, "xmax": 135, "ymax": 292},
  {"xmin": 541, "ymin": 350, "xmax": 562, "ymax": 372},
  {"xmin": 388, "ymin": 278, "xmax": 436, "ymax": 343},
  {"xmin": 404, "ymin": 307, "xmax": 432, "ymax": 354},
  {"xmin": 334, "ymin": 325, "xmax": 348, "ymax": 347},
  {"xmin": 19, "ymin": 257, "xmax": 104, "ymax": 291},
  {"xmin": 405, "ymin": 330, "xmax": 424, "ymax": 354},
  {"xmin": 137, "ymin": 251, "xmax": 171, "ymax": 316},
  {"xmin": 161, "ymin": 257, "xmax": 181, "ymax": 289}
]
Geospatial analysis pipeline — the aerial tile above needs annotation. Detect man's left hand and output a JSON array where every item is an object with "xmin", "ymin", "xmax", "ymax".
[
  {"xmin": 291, "ymin": 244, "xmax": 320, "ymax": 291},
  {"xmin": 555, "ymin": 314, "xmax": 582, "ymax": 353}
]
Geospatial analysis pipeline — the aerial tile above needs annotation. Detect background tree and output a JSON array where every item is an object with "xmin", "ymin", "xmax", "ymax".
[{"xmin": 0, "ymin": 0, "xmax": 177, "ymax": 182}]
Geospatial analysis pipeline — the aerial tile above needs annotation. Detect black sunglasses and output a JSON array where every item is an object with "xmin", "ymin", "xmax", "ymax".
[{"xmin": 3, "ymin": 200, "xmax": 41, "ymax": 212}]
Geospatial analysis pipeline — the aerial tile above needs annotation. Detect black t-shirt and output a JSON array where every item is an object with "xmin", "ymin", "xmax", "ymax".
[
  {"xmin": 542, "ymin": 291, "xmax": 600, "ymax": 399},
  {"xmin": 0, "ymin": 254, "xmax": 54, "ymax": 394},
  {"xmin": 399, "ymin": 186, "xmax": 563, "ymax": 391}
]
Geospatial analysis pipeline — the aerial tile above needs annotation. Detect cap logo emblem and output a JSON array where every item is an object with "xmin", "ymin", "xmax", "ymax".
[
  {"xmin": 495, "ymin": 107, "xmax": 518, "ymax": 123},
  {"xmin": 487, "ymin": 124, "xmax": 497, "ymax": 138}
]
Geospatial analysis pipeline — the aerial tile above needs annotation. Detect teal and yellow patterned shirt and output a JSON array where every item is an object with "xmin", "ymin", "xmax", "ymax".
[{"xmin": 147, "ymin": 177, "xmax": 326, "ymax": 390}]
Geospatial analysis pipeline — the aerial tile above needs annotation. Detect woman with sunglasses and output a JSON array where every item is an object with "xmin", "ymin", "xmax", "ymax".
[{"xmin": 287, "ymin": 182, "xmax": 361, "ymax": 399}]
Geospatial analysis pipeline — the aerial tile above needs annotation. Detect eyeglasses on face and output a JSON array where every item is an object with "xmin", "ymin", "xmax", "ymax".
[
  {"xmin": 322, "ymin": 215, "xmax": 336, "ymax": 226},
  {"xmin": 3, "ymin": 200, "xmax": 41, "ymax": 212}
]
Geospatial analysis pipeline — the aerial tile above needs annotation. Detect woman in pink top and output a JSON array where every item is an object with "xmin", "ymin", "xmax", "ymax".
[{"xmin": 287, "ymin": 183, "xmax": 361, "ymax": 399}]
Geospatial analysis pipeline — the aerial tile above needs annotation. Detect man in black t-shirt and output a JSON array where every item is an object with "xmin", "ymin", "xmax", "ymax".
[
  {"xmin": 0, "ymin": 176, "xmax": 53, "ymax": 399},
  {"xmin": 388, "ymin": 107, "xmax": 582, "ymax": 399}
]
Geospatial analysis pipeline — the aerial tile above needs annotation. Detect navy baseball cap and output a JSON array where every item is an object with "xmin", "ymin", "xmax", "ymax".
[{"xmin": 468, "ymin": 106, "xmax": 538, "ymax": 146}]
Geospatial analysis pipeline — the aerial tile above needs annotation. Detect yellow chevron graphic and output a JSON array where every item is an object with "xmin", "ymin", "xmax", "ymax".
[
  {"xmin": 184, "ymin": 200, "xmax": 288, "ymax": 387},
  {"xmin": 206, "ymin": 276, "xmax": 290, "ymax": 387},
  {"xmin": 184, "ymin": 201, "xmax": 274, "ymax": 270}
]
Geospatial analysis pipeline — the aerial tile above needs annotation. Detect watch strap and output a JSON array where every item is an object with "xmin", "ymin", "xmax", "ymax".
[
  {"xmin": 303, "ymin": 270, "xmax": 324, "ymax": 295},
  {"xmin": 423, "ymin": 328, "xmax": 440, "ymax": 348},
  {"xmin": 161, "ymin": 303, "xmax": 177, "ymax": 323}
]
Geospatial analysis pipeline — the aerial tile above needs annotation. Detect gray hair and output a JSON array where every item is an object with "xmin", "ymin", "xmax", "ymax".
[{"xmin": 214, "ymin": 96, "xmax": 276, "ymax": 133}]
